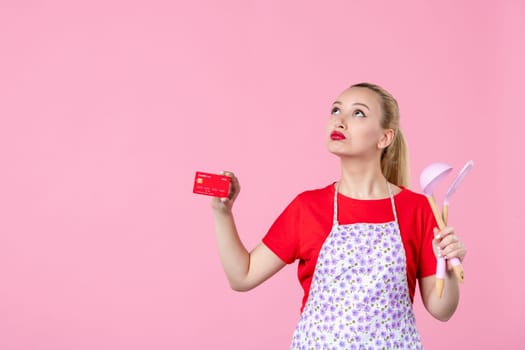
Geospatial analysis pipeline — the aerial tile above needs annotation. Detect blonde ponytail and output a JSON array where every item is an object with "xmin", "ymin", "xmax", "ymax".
[
  {"xmin": 381, "ymin": 128, "xmax": 409, "ymax": 187},
  {"xmin": 351, "ymin": 82, "xmax": 410, "ymax": 187}
]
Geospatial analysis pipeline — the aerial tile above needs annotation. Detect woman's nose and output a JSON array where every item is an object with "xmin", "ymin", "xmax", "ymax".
[{"xmin": 335, "ymin": 119, "xmax": 346, "ymax": 130}]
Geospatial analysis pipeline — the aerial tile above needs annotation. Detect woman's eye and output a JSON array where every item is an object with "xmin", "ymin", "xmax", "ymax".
[
  {"xmin": 331, "ymin": 107, "xmax": 341, "ymax": 116},
  {"xmin": 353, "ymin": 109, "xmax": 366, "ymax": 118}
]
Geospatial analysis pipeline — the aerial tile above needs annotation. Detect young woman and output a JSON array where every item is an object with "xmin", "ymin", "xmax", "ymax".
[{"xmin": 211, "ymin": 83, "xmax": 467, "ymax": 349}]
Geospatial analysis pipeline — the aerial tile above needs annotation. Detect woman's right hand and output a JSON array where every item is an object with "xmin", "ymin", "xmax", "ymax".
[{"xmin": 211, "ymin": 171, "xmax": 240, "ymax": 212}]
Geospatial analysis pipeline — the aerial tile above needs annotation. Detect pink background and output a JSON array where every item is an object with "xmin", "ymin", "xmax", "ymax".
[{"xmin": 1, "ymin": 1, "xmax": 523, "ymax": 349}]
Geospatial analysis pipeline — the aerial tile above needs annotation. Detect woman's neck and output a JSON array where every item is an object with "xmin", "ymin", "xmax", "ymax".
[{"xmin": 338, "ymin": 157, "xmax": 389, "ymax": 199}]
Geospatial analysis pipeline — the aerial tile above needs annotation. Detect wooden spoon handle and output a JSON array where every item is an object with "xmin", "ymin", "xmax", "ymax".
[{"xmin": 427, "ymin": 195, "xmax": 465, "ymax": 295}]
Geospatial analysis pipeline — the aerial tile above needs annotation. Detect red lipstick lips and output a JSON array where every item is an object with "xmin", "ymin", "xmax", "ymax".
[{"xmin": 330, "ymin": 131, "xmax": 346, "ymax": 140}]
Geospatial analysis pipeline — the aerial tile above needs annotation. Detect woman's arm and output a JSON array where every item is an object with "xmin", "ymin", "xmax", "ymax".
[
  {"xmin": 419, "ymin": 272, "xmax": 459, "ymax": 321},
  {"xmin": 419, "ymin": 226, "xmax": 467, "ymax": 321},
  {"xmin": 212, "ymin": 172, "xmax": 286, "ymax": 291}
]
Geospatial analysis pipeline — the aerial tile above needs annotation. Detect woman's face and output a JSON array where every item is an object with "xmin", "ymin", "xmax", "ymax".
[{"xmin": 326, "ymin": 87, "xmax": 392, "ymax": 159}]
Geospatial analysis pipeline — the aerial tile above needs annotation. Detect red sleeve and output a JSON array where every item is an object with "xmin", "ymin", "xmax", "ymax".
[
  {"xmin": 262, "ymin": 195, "xmax": 302, "ymax": 264},
  {"xmin": 418, "ymin": 198, "xmax": 438, "ymax": 278}
]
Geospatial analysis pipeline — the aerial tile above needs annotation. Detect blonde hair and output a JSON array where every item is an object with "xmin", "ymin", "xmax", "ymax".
[{"xmin": 351, "ymin": 82, "xmax": 410, "ymax": 187}]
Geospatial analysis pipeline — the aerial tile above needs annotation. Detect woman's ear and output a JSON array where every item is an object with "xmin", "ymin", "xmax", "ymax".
[{"xmin": 378, "ymin": 129, "xmax": 395, "ymax": 149}]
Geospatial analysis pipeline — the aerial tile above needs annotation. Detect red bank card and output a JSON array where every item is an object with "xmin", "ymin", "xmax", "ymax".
[{"xmin": 193, "ymin": 171, "xmax": 231, "ymax": 197}]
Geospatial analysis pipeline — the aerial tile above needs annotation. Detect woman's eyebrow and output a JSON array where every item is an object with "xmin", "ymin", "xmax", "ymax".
[
  {"xmin": 352, "ymin": 102, "xmax": 370, "ymax": 110},
  {"xmin": 332, "ymin": 101, "xmax": 370, "ymax": 111}
]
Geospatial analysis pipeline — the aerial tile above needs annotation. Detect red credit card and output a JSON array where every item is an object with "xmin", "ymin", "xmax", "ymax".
[{"xmin": 193, "ymin": 171, "xmax": 231, "ymax": 197}]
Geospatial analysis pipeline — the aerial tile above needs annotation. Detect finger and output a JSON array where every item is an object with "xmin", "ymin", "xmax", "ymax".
[
  {"xmin": 442, "ymin": 241, "xmax": 466, "ymax": 259},
  {"xmin": 444, "ymin": 247, "xmax": 467, "ymax": 262},
  {"xmin": 229, "ymin": 174, "xmax": 239, "ymax": 189},
  {"xmin": 438, "ymin": 233, "xmax": 455, "ymax": 246},
  {"xmin": 229, "ymin": 175, "xmax": 241, "ymax": 199},
  {"xmin": 227, "ymin": 181, "xmax": 237, "ymax": 200},
  {"xmin": 434, "ymin": 228, "xmax": 455, "ymax": 249},
  {"xmin": 435, "ymin": 226, "xmax": 455, "ymax": 239},
  {"xmin": 440, "ymin": 240, "xmax": 458, "ymax": 256},
  {"xmin": 221, "ymin": 170, "xmax": 242, "ymax": 204},
  {"xmin": 220, "ymin": 170, "xmax": 236, "ymax": 198},
  {"xmin": 439, "ymin": 234, "xmax": 460, "ymax": 250},
  {"xmin": 433, "ymin": 227, "xmax": 445, "ymax": 240}
]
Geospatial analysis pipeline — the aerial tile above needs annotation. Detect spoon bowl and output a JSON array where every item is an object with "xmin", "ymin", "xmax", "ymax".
[{"xmin": 420, "ymin": 162, "xmax": 453, "ymax": 195}]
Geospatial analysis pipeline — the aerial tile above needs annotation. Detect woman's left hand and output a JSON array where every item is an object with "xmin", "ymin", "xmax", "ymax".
[{"xmin": 433, "ymin": 227, "xmax": 467, "ymax": 270}]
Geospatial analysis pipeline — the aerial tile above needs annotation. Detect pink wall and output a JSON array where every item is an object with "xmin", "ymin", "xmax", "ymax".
[{"xmin": 1, "ymin": 1, "xmax": 523, "ymax": 349}]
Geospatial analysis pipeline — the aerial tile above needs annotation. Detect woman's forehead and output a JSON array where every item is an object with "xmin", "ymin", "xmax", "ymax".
[{"xmin": 335, "ymin": 87, "xmax": 381, "ymax": 109}]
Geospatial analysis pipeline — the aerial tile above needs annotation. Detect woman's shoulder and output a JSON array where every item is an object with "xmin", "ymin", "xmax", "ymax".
[
  {"xmin": 396, "ymin": 186, "xmax": 432, "ymax": 211},
  {"xmin": 295, "ymin": 183, "xmax": 334, "ymax": 201},
  {"xmin": 275, "ymin": 183, "xmax": 334, "ymax": 217},
  {"xmin": 397, "ymin": 186, "xmax": 426, "ymax": 201},
  {"xmin": 285, "ymin": 183, "xmax": 334, "ymax": 210}
]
